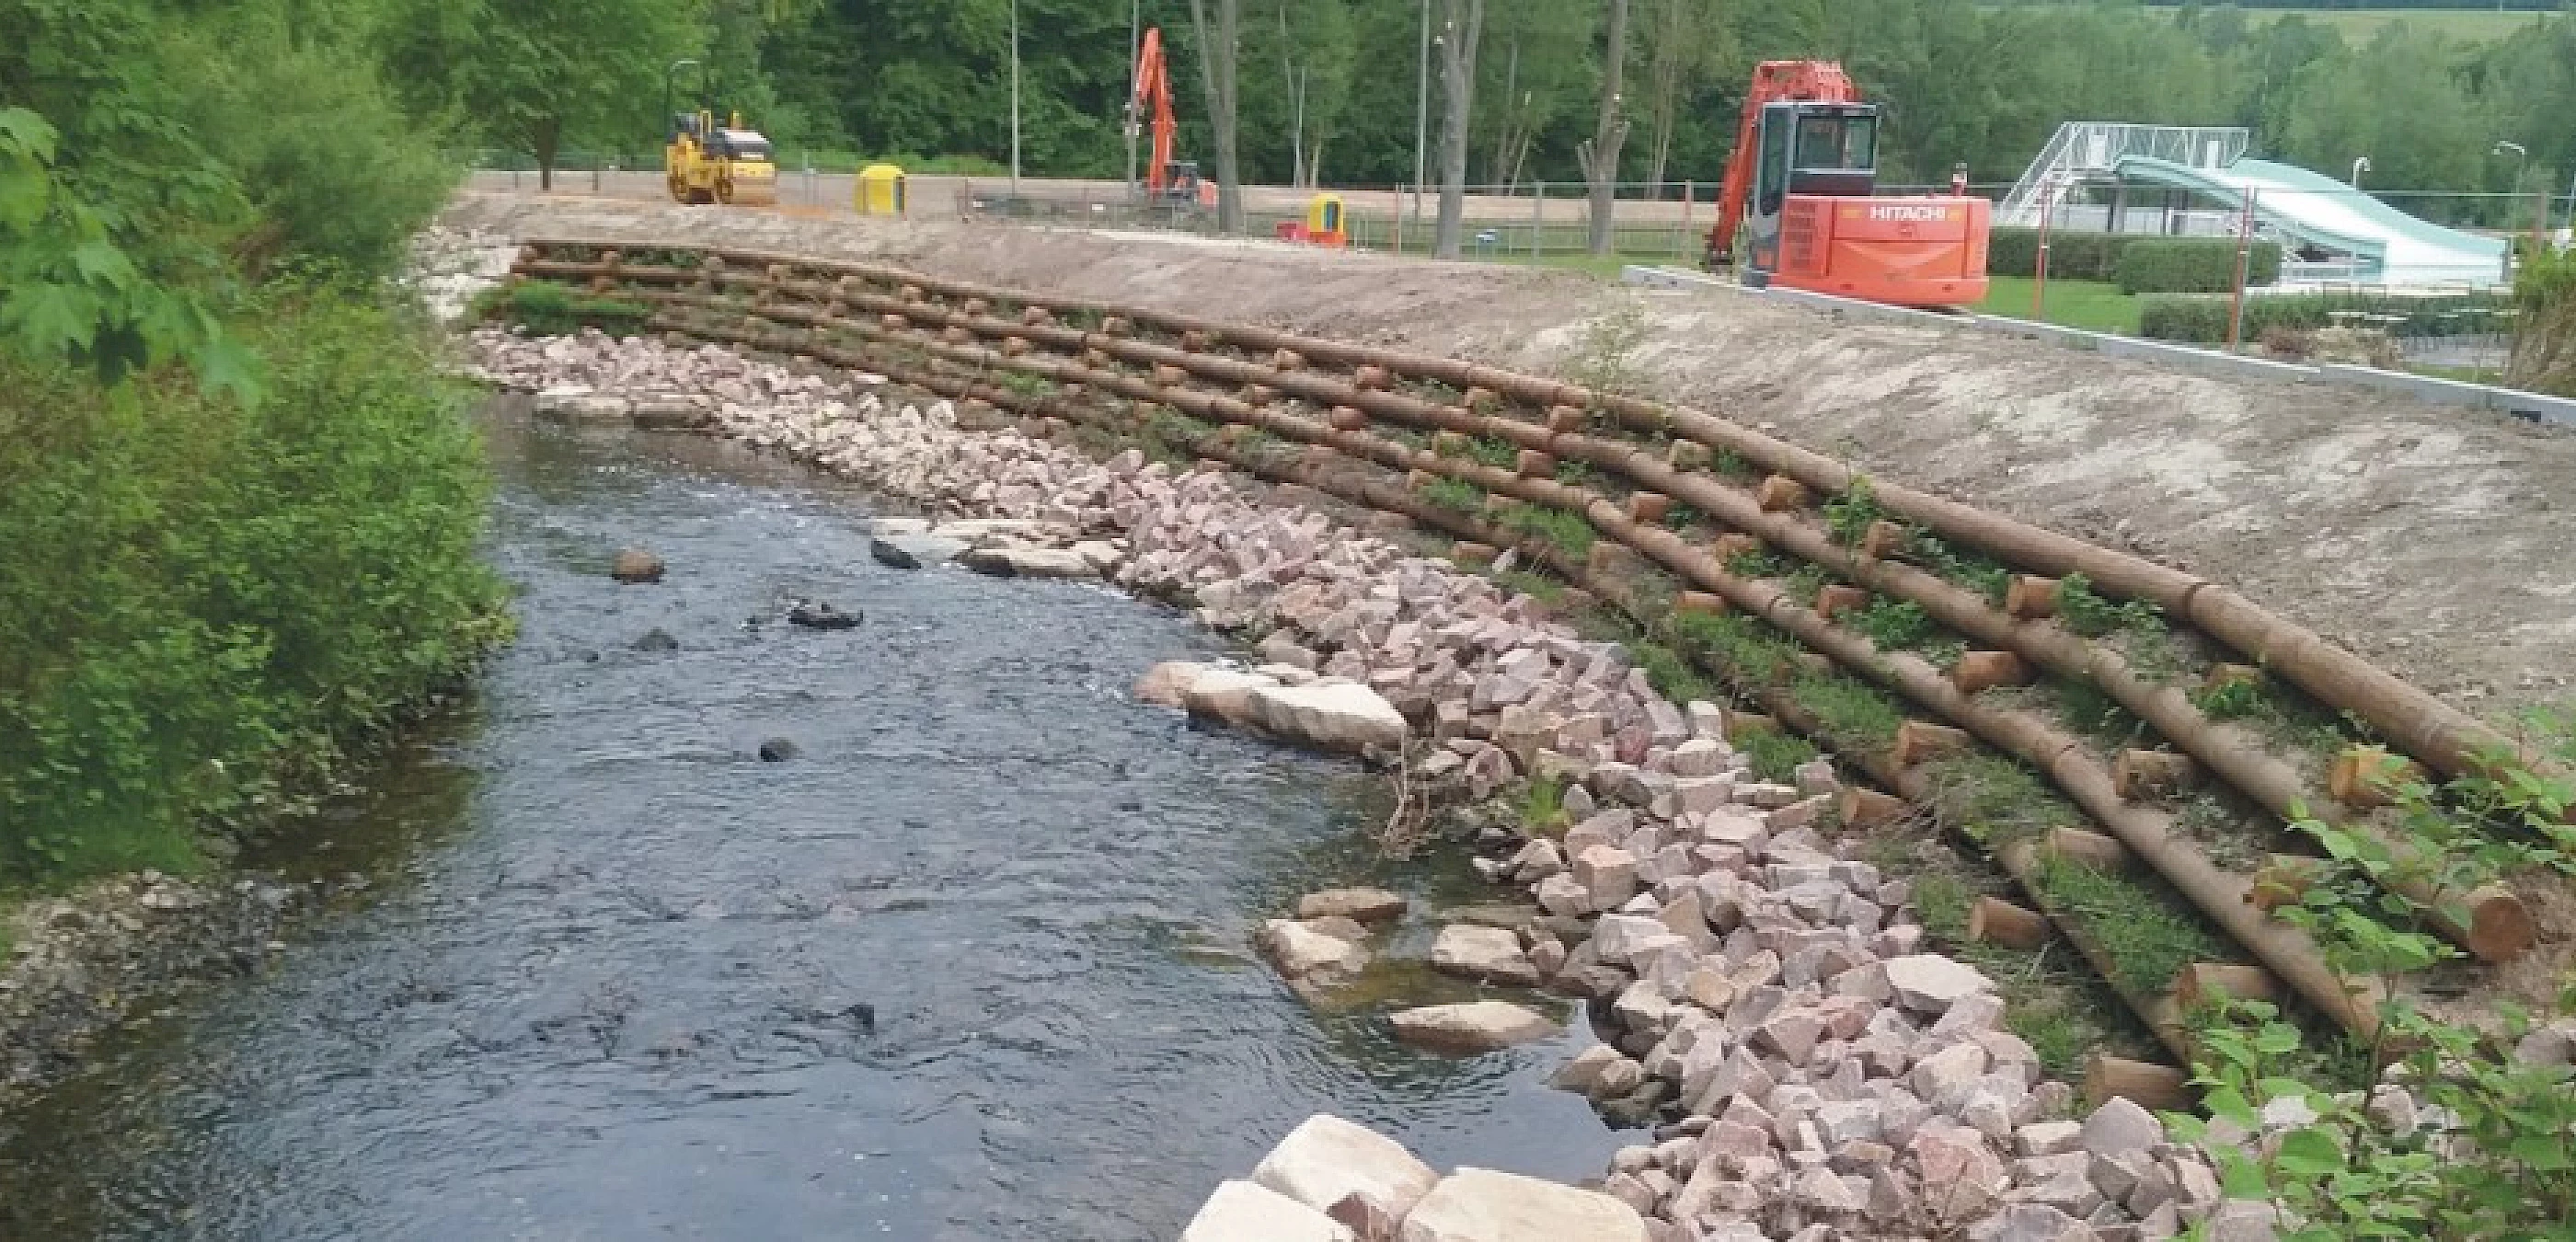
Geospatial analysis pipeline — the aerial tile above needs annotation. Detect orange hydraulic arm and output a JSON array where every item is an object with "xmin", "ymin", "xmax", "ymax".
[
  {"xmin": 1133, "ymin": 27, "xmax": 1179, "ymax": 194},
  {"xmin": 1706, "ymin": 59, "xmax": 1860, "ymax": 263}
]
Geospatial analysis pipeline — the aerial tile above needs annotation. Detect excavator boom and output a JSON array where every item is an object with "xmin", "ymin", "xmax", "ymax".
[
  {"xmin": 1707, "ymin": 60, "xmax": 1858, "ymax": 260},
  {"xmin": 1133, "ymin": 29, "xmax": 1179, "ymax": 196}
]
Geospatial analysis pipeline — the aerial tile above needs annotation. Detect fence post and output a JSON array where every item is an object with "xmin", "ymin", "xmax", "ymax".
[
  {"xmin": 1684, "ymin": 180, "xmax": 1696, "ymax": 262},
  {"xmin": 2032, "ymin": 178, "xmax": 2055, "ymax": 320},
  {"xmin": 2225, "ymin": 188, "xmax": 2260, "ymax": 352},
  {"xmin": 1533, "ymin": 181, "xmax": 1546, "ymax": 259}
]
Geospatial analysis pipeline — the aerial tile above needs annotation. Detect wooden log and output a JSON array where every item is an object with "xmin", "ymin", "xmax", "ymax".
[
  {"xmin": 1892, "ymin": 721, "xmax": 1972, "ymax": 766},
  {"xmin": 1240, "ymin": 385, "xmax": 1276, "ymax": 407},
  {"xmin": 2113, "ymin": 750, "xmax": 2200, "ymax": 799},
  {"xmin": 1838, "ymin": 788, "xmax": 1908, "ymax": 830},
  {"xmin": 1020, "ymin": 305, "xmax": 1052, "ymax": 326},
  {"xmin": 962, "ymin": 297, "xmax": 989, "ymax": 316},
  {"xmin": 1628, "ymin": 491, "xmax": 1672, "ymax": 523},
  {"xmin": 1216, "ymin": 424, "xmax": 1251, "ymax": 444},
  {"xmin": 1668, "ymin": 441, "xmax": 1711, "ymax": 470},
  {"xmin": 1328, "ymin": 406, "xmax": 1370, "ymax": 431},
  {"xmin": 1547, "ymin": 405, "xmax": 1587, "ymax": 433},
  {"xmin": 1949, "ymin": 651, "xmax": 2033, "ymax": 694},
  {"xmin": 1101, "ymin": 315, "xmax": 1133, "ymax": 336},
  {"xmin": 1757, "ymin": 475, "xmax": 1812, "ymax": 512},
  {"xmin": 2083, "ymin": 1055, "xmax": 2193, "ymax": 1111},
  {"xmin": 1353, "ymin": 363, "xmax": 1390, "ymax": 389},
  {"xmin": 1451, "ymin": 542, "xmax": 1499, "ymax": 567},
  {"xmin": 1969, "ymin": 896, "xmax": 2051, "ymax": 950},
  {"xmin": 2005, "ymin": 575, "xmax": 2060, "ymax": 620},
  {"xmin": 1515, "ymin": 450, "xmax": 1556, "ymax": 478},
  {"xmin": 1464, "ymin": 385, "xmax": 1501, "ymax": 412},
  {"xmin": 998, "ymin": 337, "xmax": 1030, "ymax": 356},
  {"xmin": 1406, "ymin": 469, "xmax": 1439, "ymax": 489},
  {"xmin": 899, "ymin": 283, "xmax": 926, "ymax": 302},
  {"xmin": 879, "ymin": 313, "xmax": 907, "ymax": 330},
  {"xmin": 2204, "ymin": 662, "xmax": 2263, "ymax": 693},
  {"xmin": 2046, "ymin": 828, "xmax": 2132, "ymax": 871},
  {"xmin": 2247, "ymin": 854, "xmax": 2325, "ymax": 914},
  {"xmin": 1675, "ymin": 591, "xmax": 1730, "ymax": 617},
  {"xmin": 2174, "ymin": 962, "xmax": 2280, "ymax": 1011},
  {"xmin": 1431, "ymin": 431, "xmax": 1471, "ymax": 454},
  {"xmin": 1858, "ymin": 520, "xmax": 1910, "ymax": 560},
  {"xmin": 1711, "ymin": 533, "xmax": 1763, "ymax": 564},
  {"xmin": 1815, "ymin": 584, "xmax": 1870, "ymax": 620},
  {"xmin": 1152, "ymin": 364, "xmax": 1190, "ymax": 385},
  {"xmin": 1180, "ymin": 329, "xmax": 1212, "ymax": 351},
  {"xmin": 2329, "ymin": 746, "xmax": 2425, "ymax": 808},
  {"xmin": 942, "ymin": 326, "xmax": 974, "ymax": 344},
  {"xmin": 1272, "ymin": 349, "xmax": 1305, "ymax": 371}
]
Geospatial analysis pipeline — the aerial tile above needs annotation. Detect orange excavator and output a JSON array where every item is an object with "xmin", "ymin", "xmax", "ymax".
[
  {"xmin": 1704, "ymin": 60, "xmax": 1988, "ymax": 308},
  {"xmin": 1131, "ymin": 28, "xmax": 1202, "ymax": 203}
]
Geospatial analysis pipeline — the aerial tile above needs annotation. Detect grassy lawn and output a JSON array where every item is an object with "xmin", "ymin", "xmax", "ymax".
[{"xmin": 1975, "ymin": 276, "xmax": 2143, "ymax": 335}]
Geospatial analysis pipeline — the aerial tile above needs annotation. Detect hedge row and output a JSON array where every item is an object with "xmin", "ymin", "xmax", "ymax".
[
  {"xmin": 1989, "ymin": 226, "xmax": 2281, "ymax": 291},
  {"xmin": 2136, "ymin": 291, "xmax": 2516, "ymax": 344}
]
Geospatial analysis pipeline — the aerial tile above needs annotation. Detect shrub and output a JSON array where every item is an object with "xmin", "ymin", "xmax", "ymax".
[
  {"xmin": 488, "ymin": 281, "xmax": 655, "ymax": 337},
  {"xmin": 2139, "ymin": 291, "xmax": 2517, "ymax": 346},
  {"xmin": 1988, "ymin": 226, "xmax": 2279, "ymax": 291},
  {"xmin": 2116, "ymin": 237, "xmax": 2282, "ymax": 293}
]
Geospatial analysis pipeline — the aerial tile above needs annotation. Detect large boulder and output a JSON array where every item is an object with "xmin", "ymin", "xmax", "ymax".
[
  {"xmin": 1296, "ymin": 888, "xmax": 1409, "ymax": 925},
  {"xmin": 1243, "ymin": 681, "xmax": 1409, "ymax": 753},
  {"xmin": 1397, "ymin": 1168, "xmax": 1649, "ymax": 1242},
  {"xmin": 1259, "ymin": 919, "xmax": 1369, "ymax": 982},
  {"xmin": 1182, "ymin": 668, "xmax": 1281, "ymax": 730},
  {"xmin": 960, "ymin": 543, "xmax": 1098, "ymax": 578},
  {"xmin": 1252, "ymin": 1114, "xmax": 1440, "ymax": 1225},
  {"xmin": 610, "ymin": 547, "xmax": 665, "ymax": 583},
  {"xmin": 1387, "ymin": 1002, "xmax": 1558, "ymax": 1053},
  {"xmin": 1182, "ymin": 1179, "xmax": 1356, "ymax": 1242},
  {"xmin": 1429, "ymin": 925, "xmax": 1540, "ymax": 987},
  {"xmin": 1135, "ymin": 661, "xmax": 1210, "ymax": 709},
  {"xmin": 1886, "ymin": 953, "xmax": 1994, "ymax": 1014}
]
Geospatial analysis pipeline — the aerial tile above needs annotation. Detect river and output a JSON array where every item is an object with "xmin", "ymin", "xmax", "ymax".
[{"xmin": 0, "ymin": 410, "xmax": 1618, "ymax": 1240}]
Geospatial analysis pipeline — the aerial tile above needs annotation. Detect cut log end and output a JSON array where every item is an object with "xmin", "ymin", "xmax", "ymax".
[
  {"xmin": 2112, "ymin": 749, "xmax": 2200, "ymax": 800},
  {"xmin": 1711, "ymin": 533, "xmax": 1762, "ymax": 564},
  {"xmin": 1515, "ymin": 450, "xmax": 1556, "ymax": 478},
  {"xmin": 2174, "ymin": 962, "xmax": 2280, "ymax": 1012},
  {"xmin": 1857, "ymin": 520, "xmax": 1910, "ymax": 560},
  {"xmin": 1756, "ymin": 474, "xmax": 1811, "ymax": 512},
  {"xmin": 1675, "ymin": 591, "xmax": 1730, "ymax": 618},
  {"xmin": 1547, "ymin": 405, "xmax": 1586, "ymax": 433},
  {"xmin": 1892, "ymin": 720, "xmax": 1971, "ymax": 767},
  {"xmin": 1968, "ymin": 896, "xmax": 2051, "ymax": 950},
  {"xmin": 1627, "ymin": 491, "xmax": 1671, "ymax": 523},
  {"xmin": 2045, "ymin": 827, "xmax": 2131, "ymax": 871},
  {"xmin": 2005, "ymin": 575, "xmax": 2061, "ymax": 620},
  {"xmin": 1328, "ymin": 406, "xmax": 1369, "ymax": 431},
  {"xmin": 2467, "ymin": 889, "xmax": 2540, "ymax": 963},
  {"xmin": 1949, "ymin": 650, "xmax": 2032, "ymax": 695},
  {"xmin": 1838, "ymin": 788, "xmax": 1908, "ymax": 830},
  {"xmin": 2083, "ymin": 1055, "xmax": 2193, "ymax": 1111},
  {"xmin": 1815, "ymin": 584, "xmax": 1870, "ymax": 620},
  {"xmin": 1451, "ymin": 542, "xmax": 1499, "ymax": 568},
  {"xmin": 2327, "ymin": 745, "xmax": 2425, "ymax": 808}
]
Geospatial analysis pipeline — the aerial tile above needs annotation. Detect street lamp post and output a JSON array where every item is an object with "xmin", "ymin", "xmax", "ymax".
[
  {"xmin": 2349, "ymin": 156, "xmax": 2370, "ymax": 189},
  {"xmin": 1413, "ymin": 0, "xmax": 1430, "ymax": 223},
  {"xmin": 1009, "ymin": 0, "xmax": 1022, "ymax": 199},
  {"xmin": 1124, "ymin": 0, "xmax": 1141, "ymax": 200}
]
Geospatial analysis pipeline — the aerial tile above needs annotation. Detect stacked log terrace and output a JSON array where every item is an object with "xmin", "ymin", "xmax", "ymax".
[{"xmin": 508, "ymin": 238, "xmax": 2561, "ymax": 1083}]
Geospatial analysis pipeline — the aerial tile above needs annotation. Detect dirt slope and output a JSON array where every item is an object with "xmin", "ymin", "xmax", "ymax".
[{"xmin": 445, "ymin": 191, "xmax": 2576, "ymax": 723}]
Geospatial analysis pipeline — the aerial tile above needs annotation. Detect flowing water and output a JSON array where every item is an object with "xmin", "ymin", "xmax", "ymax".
[{"xmin": 0, "ymin": 412, "xmax": 1617, "ymax": 1240}]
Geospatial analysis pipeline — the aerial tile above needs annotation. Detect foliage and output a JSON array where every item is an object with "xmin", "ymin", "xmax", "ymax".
[
  {"xmin": 381, "ymin": 0, "xmax": 708, "ymax": 180},
  {"xmin": 2138, "ymin": 291, "xmax": 2517, "ymax": 346},
  {"xmin": 1496, "ymin": 503, "xmax": 1595, "ymax": 559},
  {"xmin": 2508, "ymin": 244, "xmax": 2576, "ymax": 397},
  {"xmin": 1915, "ymin": 536, "xmax": 2012, "ymax": 605},
  {"xmin": 2053, "ymin": 572, "xmax": 2161, "ymax": 639},
  {"xmin": 1847, "ymin": 597, "xmax": 1937, "ymax": 653},
  {"xmin": 1739, "ymin": 726, "xmax": 1820, "ymax": 785},
  {"xmin": 1563, "ymin": 299, "xmax": 1650, "ymax": 397},
  {"xmin": 1822, "ymin": 477, "xmax": 1883, "ymax": 546},
  {"xmin": 484, "ymin": 281, "xmax": 657, "ymax": 337},
  {"xmin": 1666, "ymin": 608, "xmax": 1805, "ymax": 688},
  {"xmin": 2055, "ymin": 676, "xmax": 2146, "ymax": 748},
  {"xmin": 2113, "ymin": 237, "xmax": 2286, "ymax": 295},
  {"xmin": 1990, "ymin": 228, "xmax": 2283, "ymax": 290},
  {"xmin": 1420, "ymin": 476, "xmax": 1488, "ymax": 515},
  {"xmin": 1465, "ymin": 435, "xmax": 1522, "ymax": 469},
  {"xmin": 1518, "ymin": 774, "xmax": 1569, "ymax": 836},
  {"xmin": 0, "ymin": 288, "xmax": 508, "ymax": 884},
  {"xmin": 2033, "ymin": 853, "xmax": 2225, "ymax": 995},
  {"xmin": 2191, "ymin": 673, "xmax": 2266, "ymax": 722},
  {"xmin": 1924, "ymin": 751, "xmax": 2082, "ymax": 847},
  {"xmin": 1709, "ymin": 448, "xmax": 1756, "ymax": 481},
  {"xmin": 1789, "ymin": 670, "xmax": 1904, "ymax": 754},
  {"xmin": 1630, "ymin": 640, "xmax": 1716, "ymax": 707}
]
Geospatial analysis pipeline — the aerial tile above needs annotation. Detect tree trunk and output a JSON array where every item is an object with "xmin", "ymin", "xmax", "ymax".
[
  {"xmin": 535, "ymin": 115, "xmax": 561, "ymax": 191},
  {"xmin": 1581, "ymin": 0, "xmax": 1631, "ymax": 255},
  {"xmin": 1187, "ymin": 0, "xmax": 1246, "ymax": 234},
  {"xmin": 1433, "ymin": 0, "xmax": 1484, "ymax": 259}
]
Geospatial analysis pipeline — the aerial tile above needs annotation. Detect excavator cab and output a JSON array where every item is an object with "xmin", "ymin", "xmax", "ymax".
[{"xmin": 1741, "ymin": 102, "xmax": 1880, "ymax": 281}]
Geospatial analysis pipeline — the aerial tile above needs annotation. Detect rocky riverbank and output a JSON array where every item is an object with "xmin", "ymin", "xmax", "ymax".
[
  {"xmin": 462, "ymin": 326, "xmax": 2278, "ymax": 1240},
  {"xmin": 1, "ymin": 874, "xmax": 309, "ymax": 1104}
]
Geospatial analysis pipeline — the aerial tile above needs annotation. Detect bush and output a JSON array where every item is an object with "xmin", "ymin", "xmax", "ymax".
[
  {"xmin": 2116, "ymin": 237, "xmax": 2283, "ymax": 293},
  {"xmin": 484, "ymin": 281, "xmax": 656, "ymax": 337},
  {"xmin": 1988, "ymin": 226, "xmax": 2280, "ymax": 291},
  {"xmin": 0, "ymin": 287, "xmax": 508, "ymax": 884},
  {"xmin": 2138, "ymin": 291, "xmax": 2517, "ymax": 346}
]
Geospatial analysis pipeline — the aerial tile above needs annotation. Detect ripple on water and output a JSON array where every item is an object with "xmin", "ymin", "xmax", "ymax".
[{"xmin": 0, "ymin": 416, "xmax": 1622, "ymax": 1241}]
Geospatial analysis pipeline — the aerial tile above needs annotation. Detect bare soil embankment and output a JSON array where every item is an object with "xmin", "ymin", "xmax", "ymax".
[{"xmin": 446, "ymin": 191, "xmax": 2576, "ymax": 724}]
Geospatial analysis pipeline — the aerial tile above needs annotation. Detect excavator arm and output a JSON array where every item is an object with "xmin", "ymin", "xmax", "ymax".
[
  {"xmin": 1706, "ymin": 60, "xmax": 1860, "ymax": 265},
  {"xmin": 1133, "ymin": 28, "xmax": 1179, "ymax": 195}
]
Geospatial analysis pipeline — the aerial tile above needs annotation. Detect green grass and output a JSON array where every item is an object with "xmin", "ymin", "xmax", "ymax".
[
  {"xmin": 1790, "ymin": 671, "xmax": 1907, "ymax": 753},
  {"xmin": 2033, "ymin": 854, "xmax": 2228, "ymax": 995},
  {"xmin": 1520, "ymin": 775, "xmax": 1570, "ymax": 836},
  {"xmin": 1495, "ymin": 504, "xmax": 1597, "ymax": 559},
  {"xmin": 1632, "ymin": 640, "xmax": 1720, "ymax": 706},
  {"xmin": 1976, "ymin": 276, "xmax": 2143, "ymax": 335},
  {"xmin": 1492, "ymin": 569, "xmax": 1568, "ymax": 604},
  {"xmin": 1740, "ymin": 727, "xmax": 1823, "ymax": 784}
]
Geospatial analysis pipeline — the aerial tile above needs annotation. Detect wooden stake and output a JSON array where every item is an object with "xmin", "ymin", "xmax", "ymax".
[
  {"xmin": 1711, "ymin": 533, "xmax": 1762, "ymax": 564},
  {"xmin": 1757, "ymin": 475, "xmax": 1811, "ymax": 512},
  {"xmin": 2247, "ymin": 854, "xmax": 2325, "ymax": 914},
  {"xmin": 1892, "ymin": 721, "xmax": 1972, "ymax": 766},
  {"xmin": 1949, "ymin": 650, "xmax": 2033, "ymax": 694},
  {"xmin": 1838, "ymin": 788, "xmax": 1908, "ymax": 829},
  {"xmin": 1675, "ymin": 591, "xmax": 1730, "ymax": 617},
  {"xmin": 1515, "ymin": 450, "xmax": 1556, "ymax": 478},
  {"xmin": 1668, "ymin": 441, "xmax": 1711, "ymax": 469},
  {"xmin": 2083, "ymin": 1055, "xmax": 2193, "ymax": 1111},
  {"xmin": 1020, "ymin": 305, "xmax": 1052, "ymax": 326},
  {"xmin": 1152, "ymin": 364, "xmax": 1189, "ymax": 385},
  {"xmin": 1101, "ymin": 315, "xmax": 1133, "ymax": 336},
  {"xmin": 1628, "ymin": 492, "xmax": 1672, "ymax": 523},
  {"xmin": 2113, "ymin": 749, "xmax": 2200, "ymax": 799},
  {"xmin": 2204, "ymin": 663, "xmax": 2262, "ymax": 693},
  {"xmin": 1815, "ymin": 584, "xmax": 1869, "ymax": 620},
  {"xmin": 2045, "ymin": 828, "xmax": 2132, "ymax": 870},
  {"xmin": 1547, "ymin": 405, "xmax": 1586, "ymax": 433},
  {"xmin": 1969, "ymin": 896, "xmax": 2051, "ymax": 950},
  {"xmin": 1451, "ymin": 542, "xmax": 1498, "ymax": 567},
  {"xmin": 1464, "ymin": 385, "xmax": 1501, "ymax": 412},
  {"xmin": 2329, "ymin": 746, "xmax": 2424, "ymax": 807},
  {"xmin": 2005, "ymin": 575, "xmax": 2060, "ymax": 620},
  {"xmin": 1328, "ymin": 406, "xmax": 1369, "ymax": 431},
  {"xmin": 2175, "ymin": 962, "xmax": 2280, "ymax": 1011},
  {"xmin": 1271, "ymin": 349, "xmax": 1305, "ymax": 371},
  {"xmin": 1858, "ymin": 520, "xmax": 1910, "ymax": 560},
  {"xmin": 1353, "ymin": 363, "xmax": 1390, "ymax": 389}
]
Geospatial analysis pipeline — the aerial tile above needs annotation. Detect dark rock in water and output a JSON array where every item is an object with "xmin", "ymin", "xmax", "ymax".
[
  {"xmin": 633, "ymin": 628, "xmax": 679, "ymax": 652},
  {"xmin": 841, "ymin": 1001, "xmax": 876, "ymax": 1031},
  {"xmin": 611, "ymin": 547, "xmax": 665, "ymax": 583},
  {"xmin": 758, "ymin": 738, "xmax": 799, "ymax": 762},
  {"xmin": 787, "ymin": 600, "xmax": 862, "ymax": 630},
  {"xmin": 869, "ymin": 538, "xmax": 923, "ymax": 570}
]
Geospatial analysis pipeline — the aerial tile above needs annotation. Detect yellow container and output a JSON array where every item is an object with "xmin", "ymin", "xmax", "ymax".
[
  {"xmin": 1306, "ymin": 193, "xmax": 1346, "ymax": 247},
  {"xmin": 856, "ymin": 164, "xmax": 908, "ymax": 216}
]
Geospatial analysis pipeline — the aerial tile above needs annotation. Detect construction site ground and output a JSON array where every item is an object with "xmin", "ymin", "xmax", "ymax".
[{"xmin": 449, "ymin": 190, "xmax": 2576, "ymax": 728}]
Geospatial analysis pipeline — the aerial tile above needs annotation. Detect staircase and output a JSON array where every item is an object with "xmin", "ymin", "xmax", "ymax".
[{"xmin": 1996, "ymin": 123, "xmax": 2249, "ymax": 227}]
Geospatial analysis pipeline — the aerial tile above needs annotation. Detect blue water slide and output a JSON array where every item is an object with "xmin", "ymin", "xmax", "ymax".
[{"xmin": 2112, "ymin": 155, "xmax": 2508, "ymax": 287}]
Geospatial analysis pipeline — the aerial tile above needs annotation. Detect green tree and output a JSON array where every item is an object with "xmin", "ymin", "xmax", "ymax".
[{"xmin": 381, "ymin": 0, "xmax": 709, "ymax": 186}]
